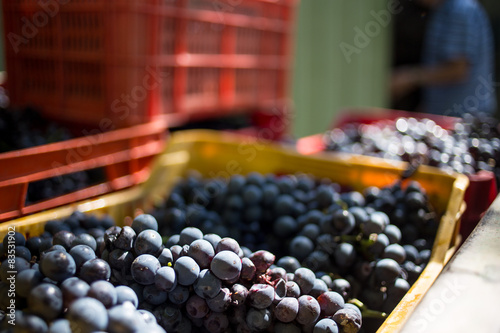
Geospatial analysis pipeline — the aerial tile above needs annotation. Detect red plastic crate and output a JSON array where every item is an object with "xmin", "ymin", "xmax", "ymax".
[
  {"xmin": 0, "ymin": 119, "xmax": 167, "ymax": 222},
  {"xmin": 2, "ymin": 0, "xmax": 297, "ymax": 129},
  {"xmin": 296, "ymin": 107, "xmax": 498, "ymax": 241}
]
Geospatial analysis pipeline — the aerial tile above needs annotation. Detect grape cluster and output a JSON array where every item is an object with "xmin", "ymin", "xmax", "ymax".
[
  {"xmin": 0, "ymin": 212, "xmax": 165, "ymax": 333},
  {"xmin": 0, "ymin": 212, "xmax": 361, "ymax": 333},
  {"xmin": 0, "ymin": 106, "xmax": 105, "ymax": 204},
  {"xmin": 323, "ymin": 112, "xmax": 500, "ymax": 180},
  {"xmin": 150, "ymin": 172, "xmax": 438, "ymax": 323}
]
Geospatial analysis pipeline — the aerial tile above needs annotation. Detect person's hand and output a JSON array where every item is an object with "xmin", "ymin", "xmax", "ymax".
[{"xmin": 390, "ymin": 67, "xmax": 421, "ymax": 101}]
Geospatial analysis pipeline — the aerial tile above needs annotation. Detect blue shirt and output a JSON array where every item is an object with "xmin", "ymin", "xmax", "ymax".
[{"xmin": 422, "ymin": 0, "xmax": 496, "ymax": 116}]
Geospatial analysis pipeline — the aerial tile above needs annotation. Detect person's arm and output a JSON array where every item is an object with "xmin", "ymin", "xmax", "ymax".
[{"xmin": 391, "ymin": 57, "xmax": 470, "ymax": 100}]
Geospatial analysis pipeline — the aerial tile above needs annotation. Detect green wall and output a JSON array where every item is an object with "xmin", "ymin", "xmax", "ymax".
[{"xmin": 291, "ymin": 0, "xmax": 392, "ymax": 138}]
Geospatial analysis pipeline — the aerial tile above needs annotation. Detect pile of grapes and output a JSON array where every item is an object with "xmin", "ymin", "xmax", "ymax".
[
  {"xmin": 0, "ymin": 172, "xmax": 439, "ymax": 332},
  {"xmin": 0, "ymin": 106, "xmax": 104, "ymax": 204},
  {"xmin": 322, "ymin": 112, "xmax": 500, "ymax": 182}
]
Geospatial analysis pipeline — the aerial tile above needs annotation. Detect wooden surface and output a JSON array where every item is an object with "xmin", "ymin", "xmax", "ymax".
[{"xmin": 400, "ymin": 194, "xmax": 500, "ymax": 333}]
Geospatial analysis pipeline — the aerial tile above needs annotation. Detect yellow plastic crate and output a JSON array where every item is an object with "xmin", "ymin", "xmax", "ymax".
[{"xmin": 0, "ymin": 130, "xmax": 468, "ymax": 333}]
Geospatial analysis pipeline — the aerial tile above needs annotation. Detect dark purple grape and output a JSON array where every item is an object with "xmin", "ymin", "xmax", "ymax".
[
  {"xmin": 115, "ymin": 285, "xmax": 139, "ymax": 308},
  {"xmin": 134, "ymin": 229, "xmax": 163, "ymax": 256},
  {"xmin": 131, "ymin": 214, "xmax": 158, "ymax": 234},
  {"xmin": 179, "ymin": 227, "xmax": 203, "ymax": 246},
  {"xmin": 15, "ymin": 269, "xmax": 44, "ymax": 298},
  {"xmin": 206, "ymin": 287, "xmax": 231, "ymax": 312},
  {"xmin": 69, "ymin": 245, "xmax": 96, "ymax": 270},
  {"xmin": 61, "ymin": 277, "xmax": 90, "ymax": 307},
  {"xmin": 286, "ymin": 281, "xmax": 301, "ymax": 298},
  {"xmin": 248, "ymin": 284, "xmax": 275, "ymax": 309},
  {"xmin": 114, "ymin": 226, "xmax": 136, "ymax": 251},
  {"xmin": 294, "ymin": 267, "xmax": 316, "ymax": 295},
  {"xmin": 71, "ymin": 233, "xmax": 97, "ymax": 252},
  {"xmin": 28, "ymin": 283, "xmax": 63, "ymax": 321},
  {"xmin": 332, "ymin": 308, "xmax": 362, "ymax": 333},
  {"xmin": 277, "ymin": 256, "xmax": 301, "ymax": 273},
  {"xmin": 188, "ymin": 239, "xmax": 215, "ymax": 269},
  {"xmin": 210, "ymin": 250, "xmax": 241, "ymax": 281},
  {"xmin": 186, "ymin": 294, "xmax": 210, "ymax": 319},
  {"xmin": 204, "ymin": 312, "xmax": 229, "ymax": 333},
  {"xmin": 130, "ymin": 254, "xmax": 160, "ymax": 285},
  {"xmin": 296, "ymin": 295, "xmax": 320, "ymax": 325},
  {"xmin": 40, "ymin": 250, "xmax": 76, "ymax": 282},
  {"xmin": 383, "ymin": 244, "xmax": 406, "ymax": 264},
  {"xmin": 174, "ymin": 256, "xmax": 200, "ymax": 286},
  {"xmin": 143, "ymin": 284, "xmax": 168, "ymax": 305},
  {"xmin": 155, "ymin": 266, "xmax": 177, "ymax": 292},
  {"xmin": 194, "ymin": 269, "xmax": 222, "ymax": 299},
  {"xmin": 231, "ymin": 283, "xmax": 248, "ymax": 306},
  {"xmin": 79, "ymin": 258, "xmax": 111, "ymax": 284},
  {"xmin": 246, "ymin": 308, "xmax": 272, "ymax": 331},
  {"xmin": 314, "ymin": 318, "xmax": 339, "ymax": 333},
  {"xmin": 318, "ymin": 291, "xmax": 345, "ymax": 316},
  {"xmin": 289, "ymin": 236, "xmax": 314, "ymax": 262},
  {"xmin": 168, "ymin": 284, "xmax": 190, "ymax": 305},
  {"xmin": 87, "ymin": 280, "xmax": 117, "ymax": 308},
  {"xmin": 275, "ymin": 297, "xmax": 299, "ymax": 323}
]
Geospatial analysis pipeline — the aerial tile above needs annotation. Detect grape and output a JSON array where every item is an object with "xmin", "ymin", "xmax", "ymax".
[
  {"xmin": 186, "ymin": 294, "xmax": 210, "ymax": 319},
  {"xmin": 277, "ymin": 256, "xmax": 301, "ymax": 273},
  {"xmin": 204, "ymin": 312, "xmax": 229, "ymax": 333},
  {"xmin": 14, "ymin": 246, "xmax": 32, "ymax": 262},
  {"xmin": 246, "ymin": 307, "xmax": 272, "ymax": 331},
  {"xmin": 134, "ymin": 229, "xmax": 163, "ymax": 256},
  {"xmin": 275, "ymin": 297, "xmax": 299, "ymax": 323},
  {"xmin": 87, "ymin": 280, "xmax": 117, "ymax": 308},
  {"xmin": 71, "ymin": 233, "xmax": 97, "ymax": 252},
  {"xmin": 3, "ymin": 231, "xmax": 26, "ymax": 248},
  {"xmin": 203, "ymin": 233, "xmax": 222, "ymax": 249},
  {"xmin": 207, "ymin": 287, "xmax": 231, "ymax": 312},
  {"xmin": 310, "ymin": 278, "xmax": 329, "ymax": 298},
  {"xmin": 40, "ymin": 250, "xmax": 76, "ymax": 282},
  {"xmin": 383, "ymin": 244, "xmax": 406, "ymax": 264},
  {"xmin": 296, "ymin": 295, "xmax": 321, "ymax": 325},
  {"xmin": 131, "ymin": 254, "xmax": 160, "ymax": 285},
  {"xmin": 79, "ymin": 258, "xmax": 111, "ymax": 284},
  {"xmin": 369, "ymin": 233, "xmax": 390, "ymax": 256},
  {"xmin": 210, "ymin": 250, "xmax": 242, "ymax": 281},
  {"xmin": 115, "ymin": 285, "xmax": 139, "ymax": 307},
  {"xmin": 330, "ymin": 209, "xmax": 355, "ymax": 235},
  {"xmin": 69, "ymin": 245, "xmax": 96, "ymax": 270},
  {"xmin": 403, "ymin": 245, "xmax": 420, "ymax": 264},
  {"xmin": 194, "ymin": 269, "xmax": 222, "ymax": 299},
  {"xmin": 314, "ymin": 318, "xmax": 339, "ymax": 333},
  {"xmin": 49, "ymin": 319, "xmax": 71, "ymax": 333},
  {"xmin": 132, "ymin": 214, "xmax": 158, "ymax": 234},
  {"xmin": 16, "ymin": 313, "xmax": 49, "ymax": 333},
  {"xmin": 318, "ymin": 291, "xmax": 345, "ymax": 316},
  {"xmin": 174, "ymin": 256, "xmax": 200, "ymax": 286},
  {"xmin": 188, "ymin": 239, "xmax": 215, "ymax": 269},
  {"xmin": 248, "ymin": 284, "xmax": 275, "ymax": 309},
  {"xmin": 15, "ymin": 269, "xmax": 44, "ymax": 298},
  {"xmin": 168, "ymin": 284, "xmax": 190, "ymax": 305},
  {"xmin": 108, "ymin": 249, "xmax": 134, "ymax": 270},
  {"xmin": 274, "ymin": 215, "xmax": 298, "ymax": 237},
  {"xmin": 334, "ymin": 243, "xmax": 356, "ymax": 268},
  {"xmin": 114, "ymin": 226, "xmax": 136, "ymax": 250},
  {"xmin": 179, "ymin": 227, "xmax": 203, "ymax": 246},
  {"xmin": 107, "ymin": 303, "xmax": 148, "ymax": 332},
  {"xmin": 242, "ymin": 184, "xmax": 262, "ymax": 205},
  {"xmin": 155, "ymin": 266, "xmax": 177, "ymax": 292},
  {"xmin": 286, "ymin": 280, "xmax": 301, "ymax": 298},
  {"xmin": 143, "ymin": 284, "xmax": 168, "ymax": 305},
  {"xmin": 332, "ymin": 278, "xmax": 351, "ymax": 301},
  {"xmin": 294, "ymin": 267, "xmax": 316, "ymax": 295},
  {"xmin": 28, "ymin": 283, "xmax": 63, "ymax": 321},
  {"xmin": 332, "ymin": 308, "xmax": 362, "ymax": 333},
  {"xmin": 384, "ymin": 224, "xmax": 402, "ymax": 244},
  {"xmin": 61, "ymin": 277, "xmax": 90, "ymax": 307},
  {"xmin": 231, "ymin": 283, "xmax": 248, "ymax": 306},
  {"xmin": 216, "ymin": 237, "xmax": 241, "ymax": 254},
  {"xmin": 289, "ymin": 236, "xmax": 314, "ymax": 262}
]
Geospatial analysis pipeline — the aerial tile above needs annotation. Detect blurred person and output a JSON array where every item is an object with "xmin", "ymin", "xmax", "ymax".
[{"xmin": 391, "ymin": 0, "xmax": 497, "ymax": 117}]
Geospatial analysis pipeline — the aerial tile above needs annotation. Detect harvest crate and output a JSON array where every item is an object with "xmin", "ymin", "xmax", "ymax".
[
  {"xmin": 0, "ymin": 129, "xmax": 468, "ymax": 332},
  {"xmin": 0, "ymin": 119, "xmax": 167, "ymax": 222},
  {"xmin": 296, "ymin": 107, "xmax": 497, "ymax": 241},
  {"xmin": 2, "ymin": 0, "xmax": 297, "ymax": 129}
]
